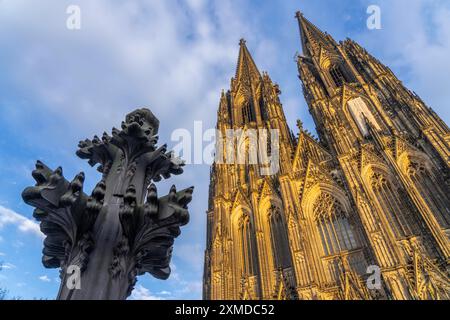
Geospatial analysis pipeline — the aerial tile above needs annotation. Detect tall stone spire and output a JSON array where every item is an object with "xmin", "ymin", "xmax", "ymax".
[
  {"xmin": 295, "ymin": 11, "xmax": 337, "ymax": 57},
  {"xmin": 234, "ymin": 38, "xmax": 262, "ymax": 88},
  {"xmin": 204, "ymin": 39, "xmax": 297, "ymax": 300}
]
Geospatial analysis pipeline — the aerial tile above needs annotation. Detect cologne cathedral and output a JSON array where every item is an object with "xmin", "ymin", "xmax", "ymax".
[{"xmin": 203, "ymin": 12, "xmax": 450, "ymax": 300}]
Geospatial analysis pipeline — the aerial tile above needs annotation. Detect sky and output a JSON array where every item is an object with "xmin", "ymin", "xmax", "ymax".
[{"xmin": 0, "ymin": 0, "xmax": 449, "ymax": 300}]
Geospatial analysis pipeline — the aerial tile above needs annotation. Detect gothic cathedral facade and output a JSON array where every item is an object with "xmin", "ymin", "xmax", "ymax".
[{"xmin": 203, "ymin": 12, "xmax": 450, "ymax": 300}]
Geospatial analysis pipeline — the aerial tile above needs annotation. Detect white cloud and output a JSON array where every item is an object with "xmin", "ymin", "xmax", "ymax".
[
  {"xmin": 176, "ymin": 281, "xmax": 203, "ymax": 295},
  {"xmin": 0, "ymin": 252, "xmax": 5, "ymax": 256},
  {"xmin": 129, "ymin": 285, "xmax": 163, "ymax": 300},
  {"xmin": 38, "ymin": 275, "xmax": 51, "ymax": 282},
  {"xmin": 167, "ymin": 263, "xmax": 181, "ymax": 283},
  {"xmin": 357, "ymin": 0, "xmax": 450, "ymax": 123},
  {"xmin": 0, "ymin": 0, "xmax": 253, "ymax": 141},
  {"xmin": 0, "ymin": 205, "xmax": 43, "ymax": 239},
  {"xmin": 13, "ymin": 240, "xmax": 25, "ymax": 248},
  {"xmin": 1, "ymin": 262, "xmax": 16, "ymax": 270}
]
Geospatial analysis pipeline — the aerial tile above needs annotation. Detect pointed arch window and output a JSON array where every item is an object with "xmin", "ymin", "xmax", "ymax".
[
  {"xmin": 330, "ymin": 65, "xmax": 346, "ymax": 87},
  {"xmin": 370, "ymin": 172, "xmax": 420, "ymax": 238},
  {"xmin": 313, "ymin": 193, "xmax": 359, "ymax": 256},
  {"xmin": 212, "ymin": 238, "xmax": 222, "ymax": 268},
  {"xmin": 268, "ymin": 207, "xmax": 291, "ymax": 268},
  {"xmin": 242, "ymin": 102, "xmax": 256, "ymax": 124},
  {"xmin": 407, "ymin": 162, "xmax": 450, "ymax": 229},
  {"xmin": 259, "ymin": 97, "xmax": 268, "ymax": 121},
  {"xmin": 238, "ymin": 213, "xmax": 258, "ymax": 276},
  {"xmin": 347, "ymin": 97, "xmax": 381, "ymax": 136}
]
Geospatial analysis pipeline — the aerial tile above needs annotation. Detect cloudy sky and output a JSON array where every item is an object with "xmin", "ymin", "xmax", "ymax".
[{"xmin": 0, "ymin": 0, "xmax": 449, "ymax": 300}]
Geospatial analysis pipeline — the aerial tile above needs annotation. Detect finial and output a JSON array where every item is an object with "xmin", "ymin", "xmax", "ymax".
[
  {"xmin": 295, "ymin": 11, "xmax": 303, "ymax": 19},
  {"xmin": 296, "ymin": 119, "xmax": 304, "ymax": 131},
  {"xmin": 239, "ymin": 38, "xmax": 246, "ymax": 46}
]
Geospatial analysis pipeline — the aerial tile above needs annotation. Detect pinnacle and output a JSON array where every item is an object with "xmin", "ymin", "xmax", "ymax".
[{"xmin": 234, "ymin": 39, "xmax": 261, "ymax": 84}]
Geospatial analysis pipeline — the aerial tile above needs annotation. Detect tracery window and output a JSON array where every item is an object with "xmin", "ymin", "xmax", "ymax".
[
  {"xmin": 268, "ymin": 207, "xmax": 291, "ymax": 268},
  {"xmin": 313, "ymin": 193, "xmax": 359, "ymax": 256},
  {"xmin": 242, "ymin": 102, "xmax": 255, "ymax": 124},
  {"xmin": 347, "ymin": 97, "xmax": 381, "ymax": 136},
  {"xmin": 259, "ymin": 98, "xmax": 268, "ymax": 121},
  {"xmin": 370, "ymin": 172, "xmax": 419, "ymax": 238},
  {"xmin": 212, "ymin": 238, "xmax": 222, "ymax": 267},
  {"xmin": 330, "ymin": 66, "xmax": 346, "ymax": 87},
  {"xmin": 407, "ymin": 162, "xmax": 450, "ymax": 229},
  {"xmin": 238, "ymin": 213, "xmax": 258, "ymax": 275}
]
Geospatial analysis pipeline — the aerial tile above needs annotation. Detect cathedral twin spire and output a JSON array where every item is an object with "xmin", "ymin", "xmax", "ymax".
[{"xmin": 204, "ymin": 11, "xmax": 450, "ymax": 301}]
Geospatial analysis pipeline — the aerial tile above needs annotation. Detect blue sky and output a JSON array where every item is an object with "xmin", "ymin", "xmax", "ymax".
[{"xmin": 0, "ymin": 0, "xmax": 449, "ymax": 300}]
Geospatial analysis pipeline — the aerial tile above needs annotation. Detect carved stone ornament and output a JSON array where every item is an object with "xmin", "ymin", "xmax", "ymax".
[{"xmin": 22, "ymin": 108, "xmax": 193, "ymax": 300}]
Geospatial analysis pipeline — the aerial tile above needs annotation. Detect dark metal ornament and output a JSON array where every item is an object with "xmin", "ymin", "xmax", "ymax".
[{"xmin": 22, "ymin": 108, "xmax": 193, "ymax": 300}]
